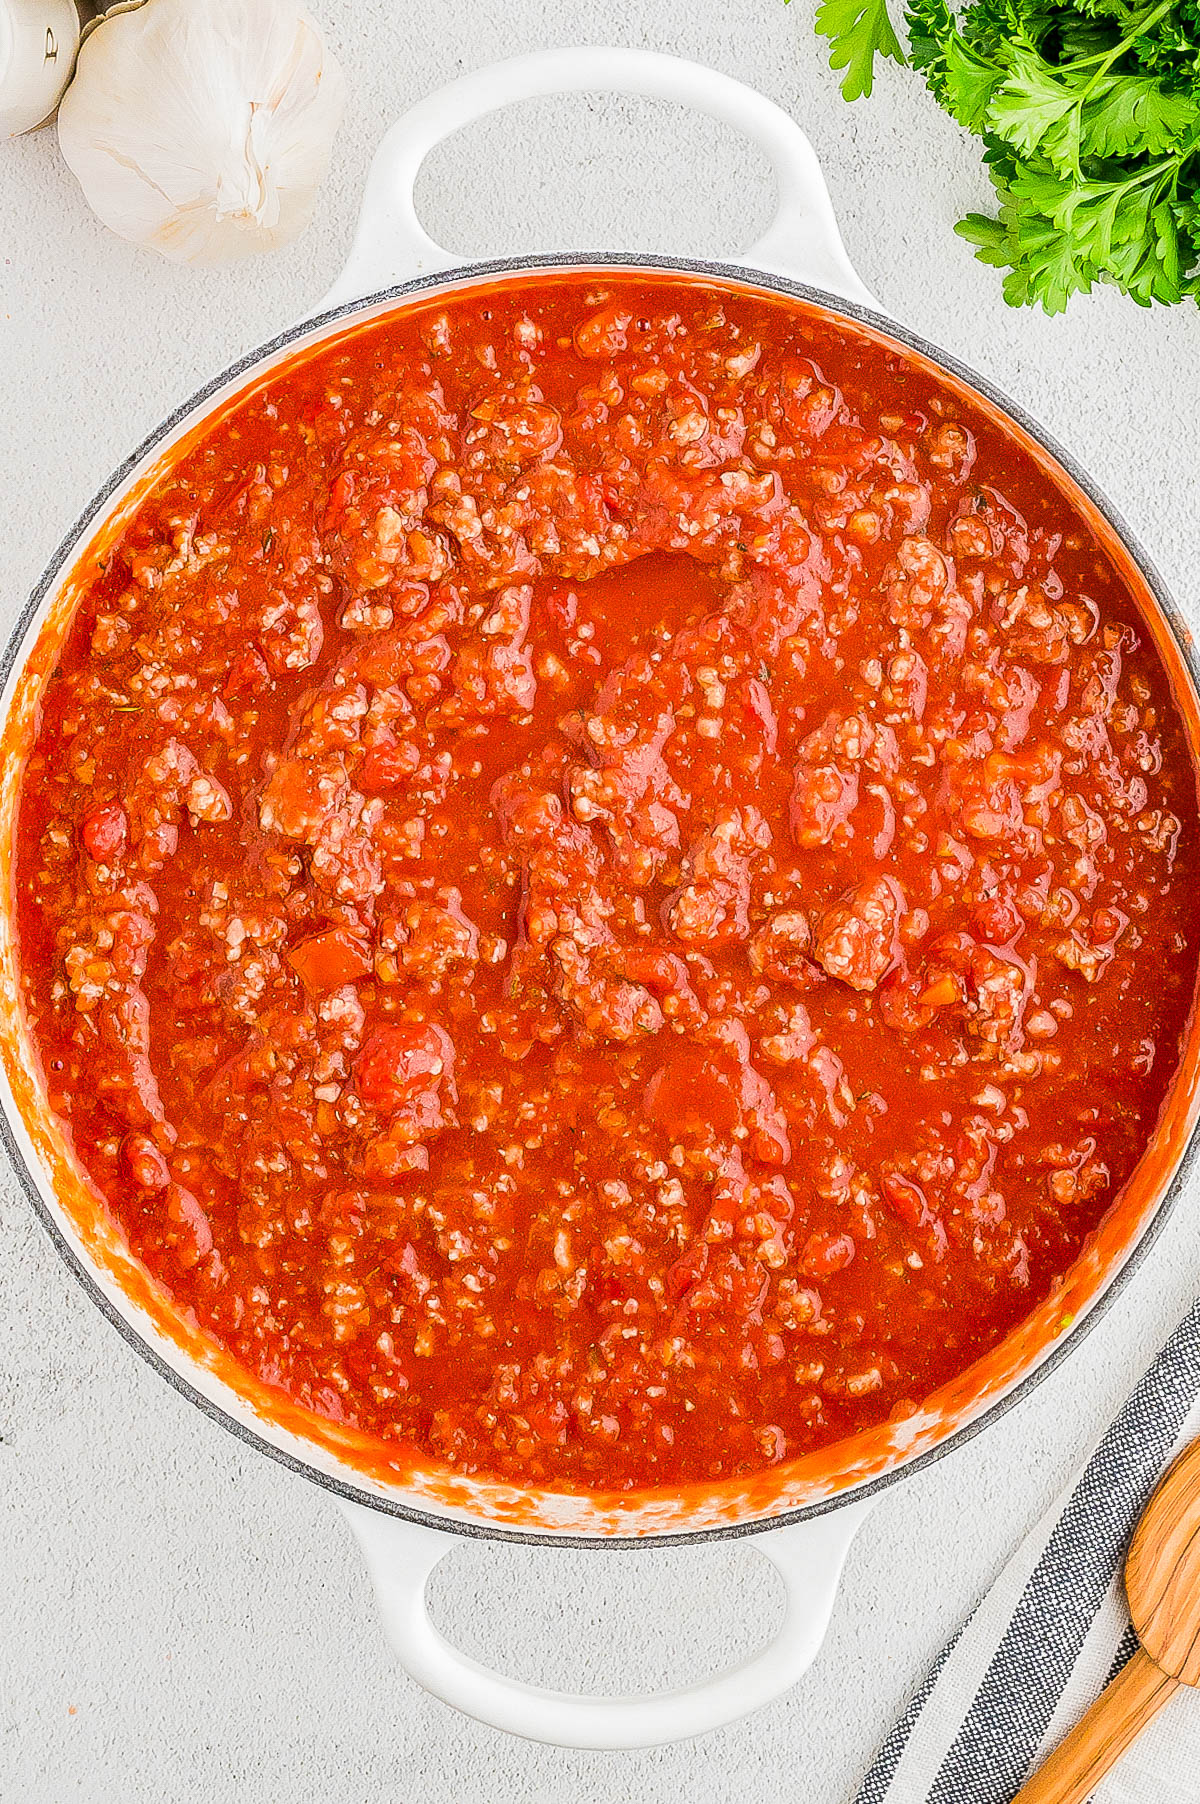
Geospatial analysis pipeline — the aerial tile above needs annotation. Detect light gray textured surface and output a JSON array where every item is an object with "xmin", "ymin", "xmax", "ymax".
[{"xmin": 2, "ymin": 3, "xmax": 1200, "ymax": 1799}]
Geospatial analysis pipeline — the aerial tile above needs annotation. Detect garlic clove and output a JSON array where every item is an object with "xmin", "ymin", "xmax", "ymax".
[
  {"xmin": 1, "ymin": 0, "xmax": 83, "ymax": 137},
  {"xmin": 57, "ymin": 0, "xmax": 346, "ymax": 263}
]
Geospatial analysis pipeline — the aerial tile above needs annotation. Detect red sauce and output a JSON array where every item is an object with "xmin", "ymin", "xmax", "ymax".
[{"xmin": 16, "ymin": 274, "xmax": 1200, "ymax": 1492}]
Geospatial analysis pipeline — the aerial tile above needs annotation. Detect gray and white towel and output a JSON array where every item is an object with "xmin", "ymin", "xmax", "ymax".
[{"xmin": 856, "ymin": 1298, "xmax": 1200, "ymax": 1804}]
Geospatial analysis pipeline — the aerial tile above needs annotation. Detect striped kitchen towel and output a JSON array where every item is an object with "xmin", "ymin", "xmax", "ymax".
[{"xmin": 856, "ymin": 1297, "xmax": 1200, "ymax": 1804}]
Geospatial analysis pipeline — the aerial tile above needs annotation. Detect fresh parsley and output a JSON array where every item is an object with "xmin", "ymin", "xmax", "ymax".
[
  {"xmin": 814, "ymin": 0, "xmax": 1200, "ymax": 310},
  {"xmin": 815, "ymin": 0, "xmax": 906, "ymax": 98}
]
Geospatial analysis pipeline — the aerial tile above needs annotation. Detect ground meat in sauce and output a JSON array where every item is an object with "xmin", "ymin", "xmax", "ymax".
[{"xmin": 16, "ymin": 274, "xmax": 1200, "ymax": 1492}]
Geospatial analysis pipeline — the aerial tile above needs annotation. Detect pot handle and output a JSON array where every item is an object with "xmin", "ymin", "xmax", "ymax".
[
  {"xmin": 338, "ymin": 1495, "xmax": 872, "ymax": 1749},
  {"xmin": 318, "ymin": 47, "xmax": 880, "ymax": 314}
]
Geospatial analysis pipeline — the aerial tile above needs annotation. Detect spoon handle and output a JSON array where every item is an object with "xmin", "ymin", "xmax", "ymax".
[{"xmin": 1012, "ymin": 1646, "xmax": 1178, "ymax": 1804}]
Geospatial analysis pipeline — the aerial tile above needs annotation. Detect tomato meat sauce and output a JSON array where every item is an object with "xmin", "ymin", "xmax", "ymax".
[{"xmin": 16, "ymin": 275, "xmax": 1200, "ymax": 1492}]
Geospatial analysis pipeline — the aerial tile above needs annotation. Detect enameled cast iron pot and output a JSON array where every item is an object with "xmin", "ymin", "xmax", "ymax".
[{"xmin": 6, "ymin": 48, "xmax": 1200, "ymax": 1750}]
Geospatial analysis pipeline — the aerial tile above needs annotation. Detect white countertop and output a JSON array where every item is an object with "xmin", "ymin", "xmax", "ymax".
[{"xmin": 3, "ymin": 3, "xmax": 1200, "ymax": 1798}]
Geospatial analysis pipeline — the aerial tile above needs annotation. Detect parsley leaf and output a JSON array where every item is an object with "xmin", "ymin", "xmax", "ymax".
[
  {"xmin": 815, "ymin": 0, "xmax": 906, "ymax": 100},
  {"xmin": 1084, "ymin": 74, "xmax": 1200, "ymax": 156},
  {"xmin": 958, "ymin": 155, "xmax": 1099, "ymax": 310},
  {"xmin": 905, "ymin": 0, "xmax": 956, "ymax": 72},
  {"xmin": 986, "ymin": 46, "xmax": 1088, "ymax": 163},
  {"xmin": 909, "ymin": 0, "xmax": 1008, "ymax": 129},
  {"xmin": 942, "ymin": 30, "xmax": 1008, "ymax": 128}
]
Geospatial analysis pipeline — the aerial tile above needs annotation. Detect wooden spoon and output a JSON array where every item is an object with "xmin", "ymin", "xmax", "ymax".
[{"xmin": 1014, "ymin": 1435, "xmax": 1200, "ymax": 1804}]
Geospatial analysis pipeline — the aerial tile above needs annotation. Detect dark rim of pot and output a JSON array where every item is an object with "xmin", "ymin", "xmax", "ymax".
[{"xmin": 5, "ymin": 251, "xmax": 1200, "ymax": 1549}]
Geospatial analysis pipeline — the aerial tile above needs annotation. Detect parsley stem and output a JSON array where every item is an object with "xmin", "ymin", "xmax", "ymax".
[{"xmin": 1054, "ymin": 0, "xmax": 1176, "ymax": 73}]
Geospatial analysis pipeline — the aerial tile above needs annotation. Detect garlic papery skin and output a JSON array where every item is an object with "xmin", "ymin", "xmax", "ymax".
[{"xmin": 57, "ymin": 0, "xmax": 346, "ymax": 263}]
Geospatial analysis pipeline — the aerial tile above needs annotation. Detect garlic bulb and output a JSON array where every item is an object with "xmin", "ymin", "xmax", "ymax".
[{"xmin": 57, "ymin": 0, "xmax": 345, "ymax": 263}]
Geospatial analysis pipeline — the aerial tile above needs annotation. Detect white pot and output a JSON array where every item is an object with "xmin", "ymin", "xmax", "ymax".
[{"xmin": 3, "ymin": 47, "xmax": 1199, "ymax": 1749}]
